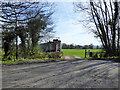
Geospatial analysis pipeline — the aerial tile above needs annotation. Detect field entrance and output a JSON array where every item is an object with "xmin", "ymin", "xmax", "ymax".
[
  {"xmin": 63, "ymin": 55, "xmax": 81, "ymax": 60},
  {"xmin": 61, "ymin": 49, "xmax": 102, "ymax": 59}
]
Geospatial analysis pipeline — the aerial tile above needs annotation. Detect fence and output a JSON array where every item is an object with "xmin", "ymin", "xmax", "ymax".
[{"xmin": 85, "ymin": 50, "xmax": 105, "ymax": 58}]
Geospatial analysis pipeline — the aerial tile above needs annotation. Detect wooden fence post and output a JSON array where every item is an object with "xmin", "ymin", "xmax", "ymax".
[{"xmin": 85, "ymin": 49, "xmax": 86, "ymax": 58}]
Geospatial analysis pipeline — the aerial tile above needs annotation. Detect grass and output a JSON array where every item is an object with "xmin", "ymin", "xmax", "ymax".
[
  {"xmin": 0, "ymin": 49, "xmax": 2, "ymax": 64},
  {"xmin": 61, "ymin": 49, "xmax": 120, "ymax": 62},
  {"xmin": 1, "ymin": 57, "xmax": 64, "ymax": 65},
  {"xmin": 61, "ymin": 49, "xmax": 103, "ymax": 59}
]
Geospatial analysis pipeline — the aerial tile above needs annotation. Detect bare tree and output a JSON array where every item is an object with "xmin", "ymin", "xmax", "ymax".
[{"xmin": 74, "ymin": 0, "xmax": 120, "ymax": 56}]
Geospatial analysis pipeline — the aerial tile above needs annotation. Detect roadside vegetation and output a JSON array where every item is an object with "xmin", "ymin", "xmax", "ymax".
[
  {"xmin": 1, "ymin": 2, "xmax": 57, "ymax": 64},
  {"xmin": 1, "ymin": 57, "xmax": 63, "ymax": 65},
  {"xmin": 1, "ymin": 47, "xmax": 63, "ymax": 65}
]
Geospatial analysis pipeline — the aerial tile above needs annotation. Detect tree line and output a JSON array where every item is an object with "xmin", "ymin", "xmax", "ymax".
[{"xmin": 62, "ymin": 43, "xmax": 102, "ymax": 49}]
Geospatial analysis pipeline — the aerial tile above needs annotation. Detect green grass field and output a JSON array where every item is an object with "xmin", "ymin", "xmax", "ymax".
[{"xmin": 61, "ymin": 49, "xmax": 102, "ymax": 59}]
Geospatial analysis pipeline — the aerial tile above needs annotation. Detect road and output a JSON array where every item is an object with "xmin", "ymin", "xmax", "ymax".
[{"xmin": 2, "ymin": 58, "xmax": 119, "ymax": 88}]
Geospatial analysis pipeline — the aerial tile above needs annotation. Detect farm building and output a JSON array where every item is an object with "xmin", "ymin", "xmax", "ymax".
[{"xmin": 39, "ymin": 39, "xmax": 62, "ymax": 52}]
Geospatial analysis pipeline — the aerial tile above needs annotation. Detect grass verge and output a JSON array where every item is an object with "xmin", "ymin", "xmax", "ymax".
[{"xmin": 1, "ymin": 58, "xmax": 64, "ymax": 65}]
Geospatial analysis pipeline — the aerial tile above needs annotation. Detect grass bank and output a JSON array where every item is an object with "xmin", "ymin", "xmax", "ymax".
[{"xmin": 1, "ymin": 58, "xmax": 64, "ymax": 65}]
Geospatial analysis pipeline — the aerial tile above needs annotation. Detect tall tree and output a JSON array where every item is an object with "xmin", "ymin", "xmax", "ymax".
[
  {"xmin": 2, "ymin": 26, "xmax": 15, "ymax": 59},
  {"xmin": 27, "ymin": 13, "xmax": 54, "ymax": 48},
  {"xmin": 74, "ymin": 0, "xmax": 120, "ymax": 56},
  {"xmin": 1, "ymin": 2, "xmax": 54, "ymax": 59}
]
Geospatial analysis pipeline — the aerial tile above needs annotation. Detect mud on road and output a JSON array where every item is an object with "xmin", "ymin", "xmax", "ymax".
[{"xmin": 2, "ymin": 58, "xmax": 119, "ymax": 88}]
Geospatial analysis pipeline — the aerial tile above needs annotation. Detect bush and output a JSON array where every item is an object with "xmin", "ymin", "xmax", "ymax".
[
  {"xmin": 47, "ymin": 52, "xmax": 59, "ymax": 58},
  {"xmin": 27, "ymin": 47, "xmax": 48, "ymax": 59},
  {"xmin": 2, "ymin": 49, "xmax": 16, "ymax": 60}
]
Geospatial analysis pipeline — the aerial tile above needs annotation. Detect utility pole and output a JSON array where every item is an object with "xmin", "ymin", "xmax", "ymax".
[
  {"xmin": 15, "ymin": 27, "xmax": 18, "ymax": 60},
  {"xmin": 15, "ymin": 9, "xmax": 18, "ymax": 60}
]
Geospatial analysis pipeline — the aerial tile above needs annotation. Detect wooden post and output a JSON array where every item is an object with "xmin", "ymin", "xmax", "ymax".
[
  {"xmin": 15, "ymin": 27, "xmax": 18, "ymax": 60},
  {"xmin": 85, "ymin": 49, "xmax": 86, "ymax": 58}
]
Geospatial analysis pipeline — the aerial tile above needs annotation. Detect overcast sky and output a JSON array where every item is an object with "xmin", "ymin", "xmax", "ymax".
[{"xmin": 52, "ymin": 2, "xmax": 102, "ymax": 46}]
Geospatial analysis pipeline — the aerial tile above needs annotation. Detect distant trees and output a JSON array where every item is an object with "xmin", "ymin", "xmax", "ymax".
[
  {"xmin": 62, "ymin": 43, "xmax": 82, "ymax": 49},
  {"xmin": 82, "ymin": 45, "xmax": 89, "ymax": 49},
  {"xmin": 74, "ymin": 0, "xmax": 120, "ymax": 56},
  {"xmin": 62, "ymin": 43, "xmax": 68, "ymax": 49},
  {"xmin": 1, "ymin": 2, "xmax": 55, "ymax": 59},
  {"xmin": 62, "ymin": 43, "xmax": 71, "ymax": 49},
  {"xmin": 89, "ymin": 44, "xmax": 93, "ymax": 49},
  {"xmin": 62, "ymin": 43, "xmax": 101, "ymax": 49},
  {"xmin": 96, "ymin": 45, "xmax": 99, "ymax": 49}
]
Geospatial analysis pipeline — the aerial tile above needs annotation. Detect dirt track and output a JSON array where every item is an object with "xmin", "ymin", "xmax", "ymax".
[
  {"xmin": 2, "ymin": 56, "xmax": 119, "ymax": 88},
  {"xmin": 63, "ymin": 55, "xmax": 82, "ymax": 59}
]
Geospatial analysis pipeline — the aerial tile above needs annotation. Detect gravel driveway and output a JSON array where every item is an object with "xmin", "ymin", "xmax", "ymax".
[{"xmin": 2, "ymin": 58, "xmax": 119, "ymax": 88}]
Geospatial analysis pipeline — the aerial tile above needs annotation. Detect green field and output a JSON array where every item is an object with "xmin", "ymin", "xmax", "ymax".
[{"xmin": 61, "ymin": 49, "xmax": 102, "ymax": 59}]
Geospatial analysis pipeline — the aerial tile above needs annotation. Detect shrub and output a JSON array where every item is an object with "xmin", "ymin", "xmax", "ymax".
[
  {"xmin": 27, "ymin": 47, "xmax": 48, "ymax": 59},
  {"xmin": 47, "ymin": 52, "xmax": 59, "ymax": 58},
  {"xmin": 2, "ymin": 49, "xmax": 16, "ymax": 60}
]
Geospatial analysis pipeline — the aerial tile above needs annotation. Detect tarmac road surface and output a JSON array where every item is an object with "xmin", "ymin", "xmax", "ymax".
[{"xmin": 2, "ymin": 58, "xmax": 119, "ymax": 88}]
